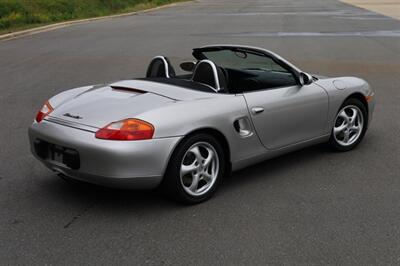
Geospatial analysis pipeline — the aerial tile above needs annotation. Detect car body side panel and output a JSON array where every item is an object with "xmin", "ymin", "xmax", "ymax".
[
  {"xmin": 232, "ymin": 134, "xmax": 330, "ymax": 171},
  {"xmin": 136, "ymin": 95, "xmax": 267, "ymax": 165}
]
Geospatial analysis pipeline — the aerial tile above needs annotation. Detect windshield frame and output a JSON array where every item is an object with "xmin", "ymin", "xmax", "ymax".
[{"xmin": 192, "ymin": 45, "xmax": 302, "ymax": 85}]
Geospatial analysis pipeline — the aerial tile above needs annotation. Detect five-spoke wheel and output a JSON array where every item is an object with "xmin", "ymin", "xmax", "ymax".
[
  {"xmin": 333, "ymin": 105, "xmax": 363, "ymax": 146},
  {"xmin": 180, "ymin": 142, "xmax": 219, "ymax": 197},
  {"xmin": 329, "ymin": 98, "xmax": 367, "ymax": 151},
  {"xmin": 162, "ymin": 133, "xmax": 225, "ymax": 204}
]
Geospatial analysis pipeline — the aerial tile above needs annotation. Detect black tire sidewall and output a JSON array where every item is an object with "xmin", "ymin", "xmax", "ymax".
[
  {"xmin": 329, "ymin": 98, "xmax": 368, "ymax": 152},
  {"xmin": 162, "ymin": 133, "xmax": 226, "ymax": 204}
]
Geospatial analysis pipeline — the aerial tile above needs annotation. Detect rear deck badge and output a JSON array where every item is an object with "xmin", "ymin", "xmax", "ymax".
[{"xmin": 63, "ymin": 113, "xmax": 82, "ymax": 119}]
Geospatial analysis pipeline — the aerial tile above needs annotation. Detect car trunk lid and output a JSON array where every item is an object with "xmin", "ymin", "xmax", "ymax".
[{"xmin": 48, "ymin": 85, "xmax": 174, "ymax": 129}]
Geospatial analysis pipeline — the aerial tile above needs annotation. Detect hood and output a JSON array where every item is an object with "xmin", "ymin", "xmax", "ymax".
[{"xmin": 48, "ymin": 84, "xmax": 174, "ymax": 128}]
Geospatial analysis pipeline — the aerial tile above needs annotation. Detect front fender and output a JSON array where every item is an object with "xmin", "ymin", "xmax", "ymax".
[{"xmin": 316, "ymin": 76, "xmax": 374, "ymax": 132}]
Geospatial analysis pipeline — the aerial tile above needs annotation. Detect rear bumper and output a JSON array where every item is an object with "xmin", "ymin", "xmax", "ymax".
[{"xmin": 29, "ymin": 120, "xmax": 182, "ymax": 189}]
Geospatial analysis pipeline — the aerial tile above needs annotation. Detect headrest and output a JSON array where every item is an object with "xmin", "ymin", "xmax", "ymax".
[
  {"xmin": 192, "ymin": 60, "xmax": 226, "ymax": 92},
  {"xmin": 146, "ymin": 56, "xmax": 176, "ymax": 78}
]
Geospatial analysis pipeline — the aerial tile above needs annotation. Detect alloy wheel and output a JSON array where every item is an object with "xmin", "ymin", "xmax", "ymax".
[
  {"xmin": 180, "ymin": 142, "xmax": 219, "ymax": 197},
  {"xmin": 333, "ymin": 105, "xmax": 364, "ymax": 147}
]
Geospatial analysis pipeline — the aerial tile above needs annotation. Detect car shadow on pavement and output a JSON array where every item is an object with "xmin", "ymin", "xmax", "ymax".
[
  {"xmin": 222, "ymin": 144, "xmax": 330, "ymax": 191},
  {"xmin": 39, "ymin": 143, "xmax": 331, "ymax": 212}
]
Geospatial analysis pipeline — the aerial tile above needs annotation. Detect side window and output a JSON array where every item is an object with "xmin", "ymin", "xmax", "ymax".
[
  {"xmin": 237, "ymin": 53, "xmax": 298, "ymax": 92},
  {"xmin": 201, "ymin": 50, "xmax": 298, "ymax": 93}
]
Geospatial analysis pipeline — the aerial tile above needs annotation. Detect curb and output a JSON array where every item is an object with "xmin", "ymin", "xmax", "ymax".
[{"xmin": 0, "ymin": 1, "xmax": 186, "ymax": 41}]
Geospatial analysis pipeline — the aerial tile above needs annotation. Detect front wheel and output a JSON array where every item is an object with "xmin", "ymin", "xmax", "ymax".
[
  {"xmin": 162, "ymin": 134, "xmax": 226, "ymax": 204},
  {"xmin": 329, "ymin": 98, "xmax": 368, "ymax": 151}
]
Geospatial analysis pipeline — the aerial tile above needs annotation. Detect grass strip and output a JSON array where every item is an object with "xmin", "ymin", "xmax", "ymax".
[{"xmin": 0, "ymin": 0, "xmax": 184, "ymax": 34}]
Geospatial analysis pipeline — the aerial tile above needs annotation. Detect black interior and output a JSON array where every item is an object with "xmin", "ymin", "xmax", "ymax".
[
  {"xmin": 192, "ymin": 61, "xmax": 216, "ymax": 89},
  {"xmin": 191, "ymin": 61, "xmax": 228, "ymax": 92},
  {"xmin": 144, "ymin": 58, "xmax": 298, "ymax": 94},
  {"xmin": 224, "ymin": 68, "xmax": 298, "ymax": 93}
]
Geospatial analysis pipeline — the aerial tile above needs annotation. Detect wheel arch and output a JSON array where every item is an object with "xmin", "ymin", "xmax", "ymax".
[
  {"xmin": 164, "ymin": 127, "xmax": 232, "ymax": 177},
  {"xmin": 343, "ymin": 92, "xmax": 369, "ymax": 121}
]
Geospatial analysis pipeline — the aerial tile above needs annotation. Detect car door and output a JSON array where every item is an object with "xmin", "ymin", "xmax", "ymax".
[
  {"xmin": 191, "ymin": 45, "xmax": 329, "ymax": 149},
  {"xmin": 244, "ymin": 83, "xmax": 329, "ymax": 150}
]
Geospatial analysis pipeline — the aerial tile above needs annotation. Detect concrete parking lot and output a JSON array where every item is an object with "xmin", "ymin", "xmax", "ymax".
[
  {"xmin": 340, "ymin": 0, "xmax": 400, "ymax": 20},
  {"xmin": 0, "ymin": 0, "xmax": 399, "ymax": 264}
]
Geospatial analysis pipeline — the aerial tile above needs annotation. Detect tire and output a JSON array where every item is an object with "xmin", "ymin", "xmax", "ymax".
[
  {"xmin": 161, "ymin": 133, "xmax": 226, "ymax": 204},
  {"xmin": 329, "ymin": 98, "xmax": 368, "ymax": 152}
]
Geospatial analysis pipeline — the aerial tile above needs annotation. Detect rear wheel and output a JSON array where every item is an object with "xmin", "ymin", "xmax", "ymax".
[
  {"xmin": 329, "ymin": 98, "xmax": 367, "ymax": 151},
  {"xmin": 162, "ymin": 134, "xmax": 225, "ymax": 204}
]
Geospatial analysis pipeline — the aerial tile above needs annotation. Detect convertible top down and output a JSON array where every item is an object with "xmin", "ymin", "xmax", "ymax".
[{"xmin": 29, "ymin": 45, "xmax": 375, "ymax": 203}]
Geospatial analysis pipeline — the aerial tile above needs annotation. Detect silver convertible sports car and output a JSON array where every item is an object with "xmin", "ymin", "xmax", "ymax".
[{"xmin": 29, "ymin": 45, "xmax": 375, "ymax": 203}]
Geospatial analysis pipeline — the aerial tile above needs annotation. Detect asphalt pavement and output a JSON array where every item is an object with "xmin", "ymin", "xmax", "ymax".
[{"xmin": 0, "ymin": 0, "xmax": 399, "ymax": 265}]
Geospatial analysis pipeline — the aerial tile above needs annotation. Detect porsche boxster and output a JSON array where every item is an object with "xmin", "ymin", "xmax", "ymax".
[{"xmin": 29, "ymin": 45, "xmax": 375, "ymax": 203}]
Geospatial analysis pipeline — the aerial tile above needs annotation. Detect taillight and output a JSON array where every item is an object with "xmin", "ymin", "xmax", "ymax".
[
  {"xmin": 95, "ymin": 118, "xmax": 154, "ymax": 141},
  {"xmin": 35, "ymin": 101, "xmax": 53, "ymax": 123}
]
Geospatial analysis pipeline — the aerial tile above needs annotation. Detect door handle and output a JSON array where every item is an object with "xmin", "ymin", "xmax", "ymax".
[{"xmin": 251, "ymin": 107, "xmax": 264, "ymax": 115}]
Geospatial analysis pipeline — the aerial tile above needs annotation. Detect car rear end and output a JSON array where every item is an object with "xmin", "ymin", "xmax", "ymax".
[
  {"xmin": 29, "ymin": 116, "xmax": 181, "ymax": 189},
  {"xmin": 28, "ymin": 83, "xmax": 185, "ymax": 189}
]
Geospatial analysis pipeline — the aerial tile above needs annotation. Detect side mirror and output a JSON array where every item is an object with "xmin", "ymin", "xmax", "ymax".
[
  {"xmin": 180, "ymin": 61, "xmax": 196, "ymax": 72},
  {"xmin": 299, "ymin": 72, "xmax": 313, "ymax": 86}
]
